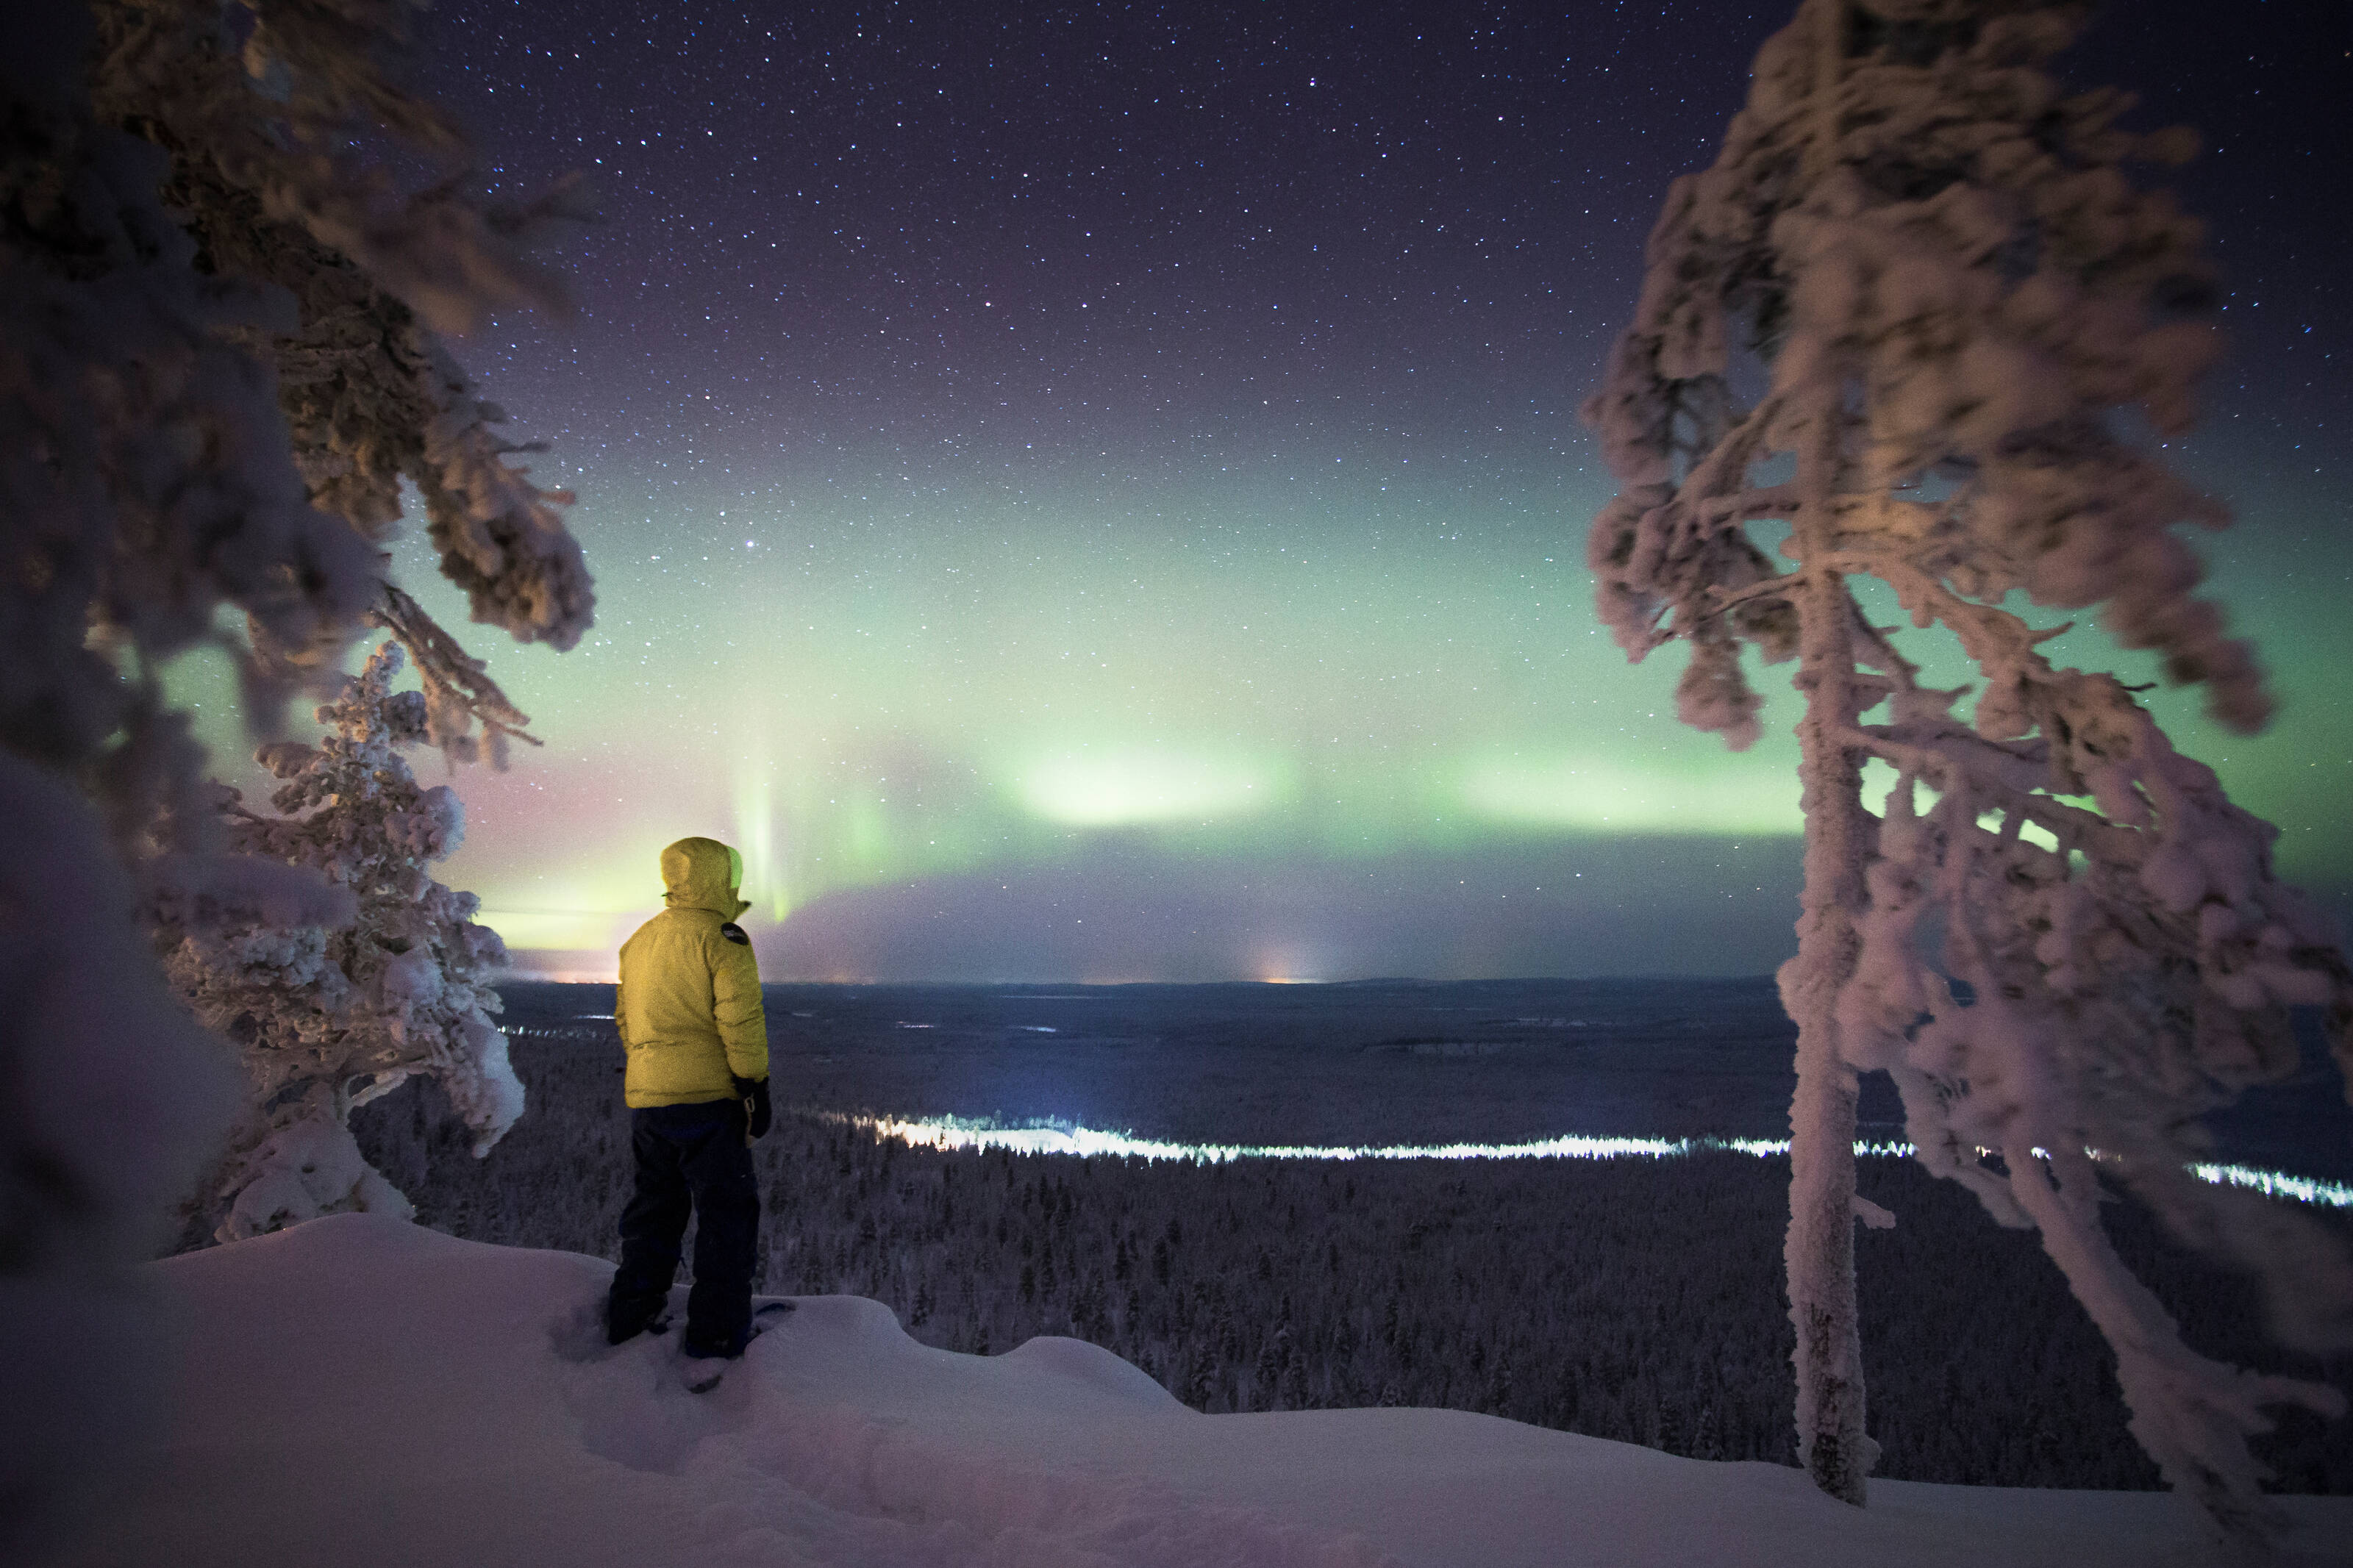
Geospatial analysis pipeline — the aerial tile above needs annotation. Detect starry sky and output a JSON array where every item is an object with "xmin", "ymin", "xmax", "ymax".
[{"xmin": 184, "ymin": 0, "xmax": 2352, "ymax": 981}]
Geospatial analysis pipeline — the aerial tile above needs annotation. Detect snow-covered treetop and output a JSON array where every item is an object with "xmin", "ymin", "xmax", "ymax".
[
  {"xmin": 1582, "ymin": 0, "xmax": 2260, "ymax": 737},
  {"xmin": 1577, "ymin": 1, "xmax": 2353, "ymax": 1095},
  {"xmin": 168, "ymin": 640, "xmax": 526, "ymax": 1240}
]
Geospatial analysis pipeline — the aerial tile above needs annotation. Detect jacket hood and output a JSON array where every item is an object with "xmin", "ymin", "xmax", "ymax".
[{"xmin": 659, "ymin": 837, "xmax": 751, "ymax": 920}]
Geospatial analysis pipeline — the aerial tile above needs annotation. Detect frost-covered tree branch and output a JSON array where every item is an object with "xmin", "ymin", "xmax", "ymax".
[
  {"xmin": 373, "ymin": 581, "xmax": 540, "ymax": 766},
  {"xmin": 1581, "ymin": 0, "xmax": 2353, "ymax": 1538},
  {"xmin": 88, "ymin": 0, "xmax": 596, "ymax": 762}
]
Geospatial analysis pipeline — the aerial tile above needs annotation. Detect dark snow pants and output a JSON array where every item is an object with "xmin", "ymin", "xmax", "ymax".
[{"xmin": 607, "ymin": 1098, "xmax": 760, "ymax": 1357}]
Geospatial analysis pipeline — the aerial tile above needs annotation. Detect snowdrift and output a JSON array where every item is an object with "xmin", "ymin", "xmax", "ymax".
[{"xmin": 55, "ymin": 1215, "xmax": 2353, "ymax": 1567}]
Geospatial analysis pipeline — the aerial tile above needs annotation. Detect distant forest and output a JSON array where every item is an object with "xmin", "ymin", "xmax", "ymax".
[{"xmin": 349, "ymin": 1025, "xmax": 2353, "ymax": 1494}]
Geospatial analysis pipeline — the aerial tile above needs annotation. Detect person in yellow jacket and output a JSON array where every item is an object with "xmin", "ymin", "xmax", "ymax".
[{"xmin": 604, "ymin": 837, "xmax": 773, "ymax": 1367}]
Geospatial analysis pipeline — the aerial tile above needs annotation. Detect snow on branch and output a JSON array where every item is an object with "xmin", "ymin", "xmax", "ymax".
[
  {"xmin": 0, "ymin": 751, "xmax": 240, "ymax": 1552},
  {"xmin": 90, "ymin": 0, "xmax": 598, "ymax": 722},
  {"xmin": 410, "ymin": 342, "xmax": 595, "ymax": 654},
  {"xmin": 373, "ymin": 581, "xmax": 541, "ymax": 767},
  {"xmin": 91, "ymin": 0, "xmax": 588, "ymax": 339}
]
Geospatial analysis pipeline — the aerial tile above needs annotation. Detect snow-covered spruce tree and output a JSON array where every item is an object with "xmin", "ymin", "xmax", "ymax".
[
  {"xmin": 2, "ymin": 0, "xmax": 587, "ymax": 1548},
  {"xmin": 163, "ymin": 641, "xmax": 523, "ymax": 1242},
  {"xmin": 1581, "ymin": 0, "xmax": 2353, "ymax": 1533}
]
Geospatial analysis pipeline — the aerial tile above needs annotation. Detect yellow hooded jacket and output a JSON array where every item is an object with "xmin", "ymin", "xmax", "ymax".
[{"xmin": 615, "ymin": 837, "xmax": 770, "ymax": 1108}]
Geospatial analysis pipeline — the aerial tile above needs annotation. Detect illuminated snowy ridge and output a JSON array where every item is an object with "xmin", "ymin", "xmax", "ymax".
[{"xmin": 843, "ymin": 1113, "xmax": 2353, "ymax": 1209}]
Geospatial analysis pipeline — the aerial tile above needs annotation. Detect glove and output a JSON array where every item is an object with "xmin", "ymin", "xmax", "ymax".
[{"xmin": 733, "ymin": 1075, "xmax": 773, "ymax": 1140}]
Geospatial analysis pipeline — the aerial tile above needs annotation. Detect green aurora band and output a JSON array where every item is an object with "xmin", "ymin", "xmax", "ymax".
[{"xmin": 168, "ymin": 420, "xmax": 2353, "ymax": 980}]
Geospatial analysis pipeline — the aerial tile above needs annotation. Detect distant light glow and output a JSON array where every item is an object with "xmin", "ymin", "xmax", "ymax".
[
  {"xmin": 845, "ymin": 1114, "xmax": 2352, "ymax": 1208},
  {"xmin": 2192, "ymin": 1161, "xmax": 2353, "ymax": 1208},
  {"xmin": 854, "ymin": 1113, "xmax": 1688, "ymax": 1163},
  {"xmin": 1252, "ymin": 941, "xmax": 1330, "ymax": 985}
]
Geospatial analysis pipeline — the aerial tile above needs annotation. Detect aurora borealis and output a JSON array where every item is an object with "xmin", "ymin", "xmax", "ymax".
[{"xmin": 180, "ymin": 1, "xmax": 2352, "ymax": 981}]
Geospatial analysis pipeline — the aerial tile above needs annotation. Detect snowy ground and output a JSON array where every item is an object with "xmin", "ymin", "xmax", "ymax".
[{"xmin": 57, "ymin": 1215, "xmax": 2353, "ymax": 1567}]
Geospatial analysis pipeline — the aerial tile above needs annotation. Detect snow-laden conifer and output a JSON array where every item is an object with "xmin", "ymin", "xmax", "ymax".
[
  {"xmin": 2, "ymin": 0, "xmax": 587, "ymax": 1547},
  {"xmin": 165, "ymin": 642, "xmax": 523, "ymax": 1242},
  {"xmin": 1581, "ymin": 0, "xmax": 2353, "ymax": 1535}
]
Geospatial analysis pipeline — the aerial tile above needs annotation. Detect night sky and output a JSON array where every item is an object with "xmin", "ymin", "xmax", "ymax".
[{"xmin": 183, "ymin": 0, "xmax": 2352, "ymax": 981}]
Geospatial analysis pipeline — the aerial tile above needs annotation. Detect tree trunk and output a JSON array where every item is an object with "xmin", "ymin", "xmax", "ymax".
[
  {"xmin": 1778, "ymin": 277, "xmax": 1874, "ymax": 1511},
  {"xmin": 1779, "ymin": 646, "xmax": 1874, "ymax": 1502},
  {"xmin": 1774, "ymin": 0, "xmax": 1876, "ymax": 1508}
]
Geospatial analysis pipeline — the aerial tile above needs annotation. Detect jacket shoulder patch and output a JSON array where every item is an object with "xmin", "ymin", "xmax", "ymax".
[{"xmin": 718, "ymin": 922, "xmax": 751, "ymax": 945}]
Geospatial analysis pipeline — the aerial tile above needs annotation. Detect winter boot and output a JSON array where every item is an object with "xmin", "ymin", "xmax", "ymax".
[{"xmin": 605, "ymin": 1300, "xmax": 671, "ymax": 1346}]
